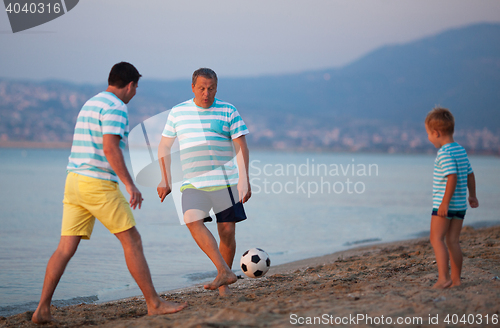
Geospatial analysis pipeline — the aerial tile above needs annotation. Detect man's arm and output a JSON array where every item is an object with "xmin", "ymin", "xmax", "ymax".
[
  {"xmin": 157, "ymin": 136, "xmax": 175, "ymax": 202},
  {"xmin": 467, "ymin": 172, "xmax": 479, "ymax": 208},
  {"xmin": 103, "ymin": 134, "xmax": 142, "ymax": 209},
  {"xmin": 233, "ymin": 135, "xmax": 251, "ymax": 203},
  {"xmin": 437, "ymin": 173, "xmax": 457, "ymax": 217}
]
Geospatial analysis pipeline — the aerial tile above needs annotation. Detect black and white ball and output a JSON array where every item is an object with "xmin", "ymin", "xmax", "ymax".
[{"xmin": 240, "ymin": 248, "xmax": 271, "ymax": 278}]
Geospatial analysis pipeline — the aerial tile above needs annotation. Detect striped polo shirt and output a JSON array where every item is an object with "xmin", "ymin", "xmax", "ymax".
[
  {"xmin": 432, "ymin": 142, "xmax": 473, "ymax": 211},
  {"xmin": 162, "ymin": 98, "xmax": 249, "ymax": 190},
  {"xmin": 67, "ymin": 91, "xmax": 128, "ymax": 181}
]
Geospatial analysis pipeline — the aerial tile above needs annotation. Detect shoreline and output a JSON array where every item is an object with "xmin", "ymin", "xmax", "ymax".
[
  {"xmin": 0, "ymin": 237, "xmax": 407, "ymax": 318},
  {"xmin": 2, "ymin": 224, "xmax": 499, "ymax": 327},
  {"xmin": 1, "ymin": 142, "xmax": 499, "ymax": 157}
]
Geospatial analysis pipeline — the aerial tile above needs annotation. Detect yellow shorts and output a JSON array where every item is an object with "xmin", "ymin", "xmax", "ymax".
[{"xmin": 61, "ymin": 172, "xmax": 136, "ymax": 239}]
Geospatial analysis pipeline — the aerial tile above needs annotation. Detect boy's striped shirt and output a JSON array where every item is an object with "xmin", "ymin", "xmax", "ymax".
[
  {"xmin": 162, "ymin": 98, "xmax": 249, "ymax": 190},
  {"xmin": 67, "ymin": 91, "xmax": 129, "ymax": 181},
  {"xmin": 433, "ymin": 142, "xmax": 473, "ymax": 211}
]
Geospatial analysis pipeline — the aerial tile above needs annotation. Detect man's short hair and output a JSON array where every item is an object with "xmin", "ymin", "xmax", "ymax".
[
  {"xmin": 192, "ymin": 68, "xmax": 217, "ymax": 86},
  {"xmin": 108, "ymin": 62, "xmax": 142, "ymax": 88},
  {"xmin": 425, "ymin": 107, "xmax": 455, "ymax": 135}
]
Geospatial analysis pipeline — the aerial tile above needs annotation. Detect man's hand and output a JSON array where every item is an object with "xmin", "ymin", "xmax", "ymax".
[
  {"xmin": 468, "ymin": 196, "xmax": 479, "ymax": 208},
  {"xmin": 157, "ymin": 180, "xmax": 172, "ymax": 203},
  {"xmin": 233, "ymin": 136, "xmax": 251, "ymax": 204},
  {"xmin": 237, "ymin": 178, "xmax": 252, "ymax": 204},
  {"xmin": 103, "ymin": 134, "xmax": 143, "ymax": 210},
  {"xmin": 126, "ymin": 183, "xmax": 143, "ymax": 209},
  {"xmin": 157, "ymin": 136, "xmax": 175, "ymax": 203},
  {"xmin": 437, "ymin": 203, "xmax": 449, "ymax": 218}
]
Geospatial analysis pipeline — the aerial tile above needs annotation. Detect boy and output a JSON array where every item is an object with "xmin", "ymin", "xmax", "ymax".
[{"xmin": 425, "ymin": 107, "xmax": 479, "ymax": 289}]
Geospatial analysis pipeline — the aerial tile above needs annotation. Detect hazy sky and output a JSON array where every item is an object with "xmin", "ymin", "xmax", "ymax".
[{"xmin": 1, "ymin": 0, "xmax": 500, "ymax": 84}]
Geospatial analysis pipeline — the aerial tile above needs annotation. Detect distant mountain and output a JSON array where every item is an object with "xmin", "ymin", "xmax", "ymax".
[
  {"xmin": 0, "ymin": 80, "xmax": 101, "ymax": 143},
  {"xmin": 1, "ymin": 23, "xmax": 499, "ymax": 153},
  {"xmin": 214, "ymin": 23, "xmax": 500, "ymax": 130},
  {"xmin": 133, "ymin": 23, "xmax": 500, "ymax": 130}
]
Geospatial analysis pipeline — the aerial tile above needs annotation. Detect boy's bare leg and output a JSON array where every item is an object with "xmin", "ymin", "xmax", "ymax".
[
  {"xmin": 430, "ymin": 215, "xmax": 453, "ymax": 289},
  {"xmin": 114, "ymin": 227, "xmax": 187, "ymax": 315},
  {"xmin": 446, "ymin": 219, "xmax": 464, "ymax": 287},
  {"xmin": 32, "ymin": 236, "xmax": 81, "ymax": 324},
  {"xmin": 185, "ymin": 210, "xmax": 237, "ymax": 290},
  {"xmin": 217, "ymin": 222, "xmax": 236, "ymax": 296}
]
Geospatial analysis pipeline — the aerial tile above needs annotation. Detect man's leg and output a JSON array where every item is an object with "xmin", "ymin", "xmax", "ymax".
[
  {"xmin": 114, "ymin": 227, "xmax": 187, "ymax": 315},
  {"xmin": 184, "ymin": 209, "xmax": 237, "ymax": 290},
  {"xmin": 217, "ymin": 222, "xmax": 236, "ymax": 296},
  {"xmin": 32, "ymin": 236, "xmax": 82, "ymax": 324}
]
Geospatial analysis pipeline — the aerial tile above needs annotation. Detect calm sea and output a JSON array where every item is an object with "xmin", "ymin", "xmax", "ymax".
[{"xmin": 0, "ymin": 148, "xmax": 499, "ymax": 316}]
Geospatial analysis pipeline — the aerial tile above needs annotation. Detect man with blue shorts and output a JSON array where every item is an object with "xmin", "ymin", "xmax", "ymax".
[
  {"xmin": 32, "ymin": 62, "xmax": 187, "ymax": 324},
  {"xmin": 157, "ymin": 68, "xmax": 251, "ymax": 296}
]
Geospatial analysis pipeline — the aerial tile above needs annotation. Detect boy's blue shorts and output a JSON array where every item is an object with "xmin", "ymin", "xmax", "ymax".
[{"xmin": 431, "ymin": 208, "xmax": 466, "ymax": 220}]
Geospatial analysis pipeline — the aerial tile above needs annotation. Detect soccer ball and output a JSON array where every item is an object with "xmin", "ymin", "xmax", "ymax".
[{"xmin": 240, "ymin": 248, "xmax": 271, "ymax": 278}]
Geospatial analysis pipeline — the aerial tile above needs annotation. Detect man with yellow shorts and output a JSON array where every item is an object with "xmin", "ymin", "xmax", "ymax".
[{"xmin": 32, "ymin": 62, "xmax": 187, "ymax": 324}]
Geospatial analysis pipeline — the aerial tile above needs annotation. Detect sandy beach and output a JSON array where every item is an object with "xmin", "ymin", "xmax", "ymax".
[{"xmin": 2, "ymin": 225, "xmax": 499, "ymax": 328}]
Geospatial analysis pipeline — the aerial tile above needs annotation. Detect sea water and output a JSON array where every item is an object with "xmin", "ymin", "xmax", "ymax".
[{"xmin": 0, "ymin": 148, "xmax": 499, "ymax": 316}]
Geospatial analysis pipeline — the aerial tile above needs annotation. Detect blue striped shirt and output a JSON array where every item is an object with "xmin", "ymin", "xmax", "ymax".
[
  {"xmin": 162, "ymin": 98, "xmax": 249, "ymax": 189},
  {"xmin": 67, "ymin": 92, "xmax": 128, "ymax": 181},
  {"xmin": 432, "ymin": 142, "xmax": 473, "ymax": 211}
]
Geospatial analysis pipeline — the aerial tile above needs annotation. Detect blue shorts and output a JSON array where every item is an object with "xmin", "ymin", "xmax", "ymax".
[
  {"xmin": 431, "ymin": 208, "xmax": 466, "ymax": 220},
  {"xmin": 182, "ymin": 185, "xmax": 247, "ymax": 223}
]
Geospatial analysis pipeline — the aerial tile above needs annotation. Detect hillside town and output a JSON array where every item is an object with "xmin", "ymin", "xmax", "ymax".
[{"xmin": 1, "ymin": 80, "xmax": 499, "ymax": 155}]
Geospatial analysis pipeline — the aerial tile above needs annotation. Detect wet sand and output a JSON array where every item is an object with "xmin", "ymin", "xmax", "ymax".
[{"xmin": 2, "ymin": 225, "xmax": 499, "ymax": 327}]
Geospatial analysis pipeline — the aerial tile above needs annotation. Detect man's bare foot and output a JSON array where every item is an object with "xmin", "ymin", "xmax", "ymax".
[
  {"xmin": 219, "ymin": 285, "xmax": 233, "ymax": 297},
  {"xmin": 450, "ymin": 281, "xmax": 461, "ymax": 287},
  {"xmin": 432, "ymin": 279, "xmax": 452, "ymax": 289},
  {"xmin": 204, "ymin": 271, "xmax": 237, "ymax": 290},
  {"xmin": 31, "ymin": 307, "xmax": 52, "ymax": 324},
  {"xmin": 148, "ymin": 299, "xmax": 188, "ymax": 316}
]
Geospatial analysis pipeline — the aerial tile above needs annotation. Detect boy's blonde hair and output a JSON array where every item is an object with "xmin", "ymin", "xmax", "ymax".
[{"xmin": 425, "ymin": 107, "xmax": 455, "ymax": 135}]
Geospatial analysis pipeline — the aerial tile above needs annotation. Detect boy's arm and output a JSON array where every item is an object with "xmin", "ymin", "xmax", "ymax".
[
  {"xmin": 157, "ymin": 136, "xmax": 175, "ymax": 202},
  {"xmin": 467, "ymin": 172, "xmax": 479, "ymax": 208},
  {"xmin": 438, "ymin": 173, "xmax": 457, "ymax": 217},
  {"xmin": 233, "ymin": 135, "xmax": 251, "ymax": 204}
]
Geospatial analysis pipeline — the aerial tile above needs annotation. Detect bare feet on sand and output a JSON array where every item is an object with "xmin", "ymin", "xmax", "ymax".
[
  {"xmin": 32, "ymin": 300, "xmax": 187, "ymax": 324},
  {"xmin": 204, "ymin": 271, "xmax": 237, "ymax": 290},
  {"xmin": 450, "ymin": 281, "xmax": 461, "ymax": 288},
  {"xmin": 148, "ymin": 299, "xmax": 188, "ymax": 316},
  {"xmin": 432, "ymin": 279, "xmax": 452, "ymax": 289},
  {"xmin": 31, "ymin": 307, "xmax": 53, "ymax": 324}
]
